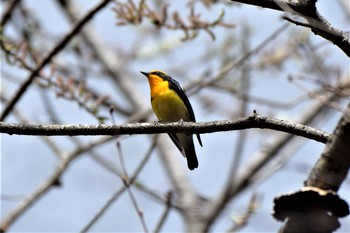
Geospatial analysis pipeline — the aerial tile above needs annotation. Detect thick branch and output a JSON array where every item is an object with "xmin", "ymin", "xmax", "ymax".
[
  {"xmin": 230, "ymin": 0, "xmax": 350, "ymax": 57},
  {"xmin": 0, "ymin": 114, "xmax": 330, "ymax": 143},
  {"xmin": 276, "ymin": 103, "xmax": 350, "ymax": 233},
  {"xmin": 229, "ymin": 0, "xmax": 318, "ymax": 15},
  {"xmin": 306, "ymin": 104, "xmax": 350, "ymax": 191}
]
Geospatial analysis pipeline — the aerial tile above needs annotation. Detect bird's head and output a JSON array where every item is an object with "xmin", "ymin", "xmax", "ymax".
[{"xmin": 140, "ymin": 70, "xmax": 169, "ymax": 79}]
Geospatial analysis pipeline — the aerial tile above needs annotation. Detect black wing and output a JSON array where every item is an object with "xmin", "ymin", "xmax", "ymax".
[
  {"xmin": 167, "ymin": 78, "xmax": 203, "ymax": 147},
  {"xmin": 168, "ymin": 133, "xmax": 185, "ymax": 156}
]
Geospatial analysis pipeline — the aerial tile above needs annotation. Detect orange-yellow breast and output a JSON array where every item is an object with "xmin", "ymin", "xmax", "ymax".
[{"xmin": 147, "ymin": 74, "xmax": 189, "ymax": 122}]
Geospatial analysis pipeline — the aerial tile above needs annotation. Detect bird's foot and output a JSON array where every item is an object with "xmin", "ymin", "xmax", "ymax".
[
  {"xmin": 153, "ymin": 120, "xmax": 163, "ymax": 126},
  {"xmin": 178, "ymin": 118, "xmax": 185, "ymax": 127}
]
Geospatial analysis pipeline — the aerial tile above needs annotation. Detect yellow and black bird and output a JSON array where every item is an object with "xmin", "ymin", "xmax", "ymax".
[{"xmin": 141, "ymin": 70, "xmax": 203, "ymax": 170}]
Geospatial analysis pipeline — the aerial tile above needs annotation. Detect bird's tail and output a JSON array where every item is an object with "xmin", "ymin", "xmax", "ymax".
[
  {"xmin": 168, "ymin": 133, "xmax": 199, "ymax": 170},
  {"xmin": 185, "ymin": 141, "xmax": 198, "ymax": 170}
]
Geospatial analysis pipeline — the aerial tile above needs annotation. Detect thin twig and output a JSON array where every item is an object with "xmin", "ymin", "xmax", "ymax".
[
  {"xmin": 154, "ymin": 191, "xmax": 173, "ymax": 233},
  {"xmin": 0, "ymin": 0, "xmax": 21, "ymax": 28},
  {"xmin": 187, "ymin": 22, "xmax": 290, "ymax": 93},
  {"xmin": 226, "ymin": 193, "xmax": 258, "ymax": 232},
  {"xmin": 81, "ymin": 189, "xmax": 126, "ymax": 233},
  {"xmin": 81, "ymin": 137, "xmax": 157, "ymax": 232},
  {"xmin": 223, "ymin": 26, "xmax": 252, "ymax": 211},
  {"xmin": 56, "ymin": 0, "xmax": 146, "ymax": 111},
  {"xmin": 116, "ymin": 138, "xmax": 149, "ymax": 232},
  {"xmin": 282, "ymin": 15, "xmax": 313, "ymax": 29}
]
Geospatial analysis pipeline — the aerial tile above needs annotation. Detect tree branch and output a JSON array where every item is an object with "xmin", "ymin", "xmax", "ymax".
[
  {"xmin": 55, "ymin": 0, "xmax": 198, "ymax": 223},
  {"xmin": 55, "ymin": 0, "xmax": 146, "ymax": 112},
  {"xmin": 202, "ymin": 94, "xmax": 340, "ymax": 231},
  {"xmin": 306, "ymin": 103, "xmax": 350, "ymax": 191},
  {"xmin": 0, "ymin": 113, "xmax": 330, "ymax": 143},
  {"xmin": 274, "ymin": 102, "xmax": 350, "ymax": 233},
  {"xmin": 0, "ymin": 0, "xmax": 112, "ymax": 121},
  {"xmin": 0, "ymin": 0, "xmax": 21, "ymax": 28},
  {"xmin": 229, "ymin": 0, "xmax": 350, "ymax": 57}
]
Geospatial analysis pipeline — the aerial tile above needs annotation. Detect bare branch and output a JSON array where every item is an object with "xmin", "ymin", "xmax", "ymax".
[
  {"xmin": 202, "ymin": 94, "xmax": 340, "ymax": 231},
  {"xmin": 81, "ymin": 137, "xmax": 157, "ymax": 232},
  {"xmin": 116, "ymin": 139, "xmax": 149, "ymax": 233},
  {"xmin": 306, "ymin": 103, "xmax": 350, "ymax": 191},
  {"xmin": 0, "ymin": 0, "xmax": 21, "ymax": 28},
  {"xmin": 154, "ymin": 192, "xmax": 173, "ymax": 233},
  {"xmin": 0, "ymin": 0, "xmax": 113, "ymax": 121},
  {"xmin": 113, "ymin": 0, "xmax": 234, "ymax": 41},
  {"xmin": 56, "ymin": 0, "xmax": 149, "ymax": 111},
  {"xmin": 275, "ymin": 103, "xmax": 350, "ymax": 233},
  {"xmin": 282, "ymin": 15, "xmax": 313, "ymax": 29},
  {"xmin": 0, "ymin": 113, "xmax": 331, "ymax": 143},
  {"xmin": 229, "ymin": 0, "xmax": 350, "ymax": 57}
]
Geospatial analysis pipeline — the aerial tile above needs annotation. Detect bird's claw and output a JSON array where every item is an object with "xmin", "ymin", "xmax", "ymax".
[
  {"xmin": 153, "ymin": 120, "xmax": 162, "ymax": 126},
  {"xmin": 178, "ymin": 118, "xmax": 184, "ymax": 127}
]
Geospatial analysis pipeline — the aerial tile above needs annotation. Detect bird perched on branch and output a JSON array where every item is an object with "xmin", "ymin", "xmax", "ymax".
[{"xmin": 141, "ymin": 70, "xmax": 203, "ymax": 170}]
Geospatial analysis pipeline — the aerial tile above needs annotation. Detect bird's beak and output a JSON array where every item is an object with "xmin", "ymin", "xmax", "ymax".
[{"xmin": 140, "ymin": 71, "xmax": 149, "ymax": 77}]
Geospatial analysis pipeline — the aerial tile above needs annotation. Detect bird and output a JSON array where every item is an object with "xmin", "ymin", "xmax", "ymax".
[{"xmin": 141, "ymin": 70, "xmax": 203, "ymax": 170}]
